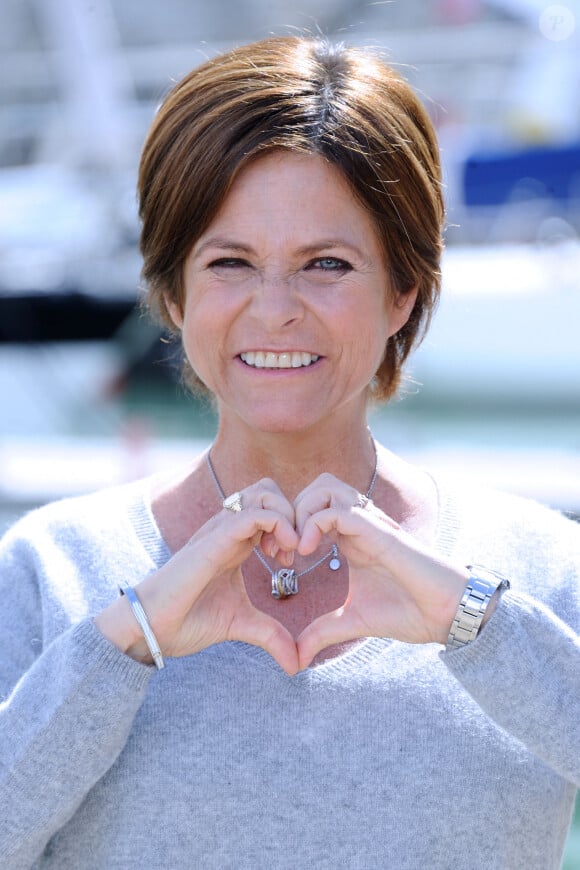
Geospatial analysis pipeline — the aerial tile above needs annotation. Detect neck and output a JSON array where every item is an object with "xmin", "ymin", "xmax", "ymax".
[{"xmin": 209, "ymin": 416, "xmax": 376, "ymax": 501}]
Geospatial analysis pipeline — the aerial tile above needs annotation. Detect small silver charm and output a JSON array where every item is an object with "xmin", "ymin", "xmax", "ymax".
[
  {"xmin": 328, "ymin": 545, "xmax": 341, "ymax": 571},
  {"xmin": 271, "ymin": 568, "xmax": 299, "ymax": 599}
]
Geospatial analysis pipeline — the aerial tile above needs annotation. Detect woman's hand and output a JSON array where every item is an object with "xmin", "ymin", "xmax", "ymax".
[
  {"xmin": 95, "ymin": 480, "xmax": 301, "ymax": 675},
  {"xmin": 96, "ymin": 472, "xmax": 471, "ymax": 675},
  {"xmin": 293, "ymin": 474, "xmax": 469, "ymax": 669}
]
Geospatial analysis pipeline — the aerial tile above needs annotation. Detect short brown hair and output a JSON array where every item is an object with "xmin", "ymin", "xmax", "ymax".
[{"xmin": 138, "ymin": 36, "xmax": 444, "ymax": 401}]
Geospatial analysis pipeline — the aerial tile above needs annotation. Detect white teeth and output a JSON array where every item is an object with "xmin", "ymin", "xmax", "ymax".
[{"xmin": 240, "ymin": 351, "xmax": 319, "ymax": 369}]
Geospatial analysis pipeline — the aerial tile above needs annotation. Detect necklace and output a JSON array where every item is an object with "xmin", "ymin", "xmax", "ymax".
[{"xmin": 206, "ymin": 441, "xmax": 378, "ymax": 599}]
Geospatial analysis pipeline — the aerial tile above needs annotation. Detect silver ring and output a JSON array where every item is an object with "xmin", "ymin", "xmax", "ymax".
[
  {"xmin": 356, "ymin": 493, "xmax": 370, "ymax": 509},
  {"xmin": 223, "ymin": 492, "xmax": 243, "ymax": 513}
]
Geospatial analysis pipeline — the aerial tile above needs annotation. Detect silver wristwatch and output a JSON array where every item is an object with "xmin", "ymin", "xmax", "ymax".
[{"xmin": 446, "ymin": 565, "xmax": 510, "ymax": 651}]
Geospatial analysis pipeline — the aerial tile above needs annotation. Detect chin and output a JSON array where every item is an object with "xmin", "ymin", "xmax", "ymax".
[{"xmin": 236, "ymin": 404, "xmax": 325, "ymax": 435}]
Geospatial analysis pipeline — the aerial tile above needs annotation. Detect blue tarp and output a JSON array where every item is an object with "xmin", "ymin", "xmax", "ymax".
[{"xmin": 463, "ymin": 142, "xmax": 580, "ymax": 207}]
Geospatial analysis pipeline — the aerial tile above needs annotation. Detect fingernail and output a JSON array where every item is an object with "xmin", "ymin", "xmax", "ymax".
[{"xmin": 269, "ymin": 544, "xmax": 279, "ymax": 559}]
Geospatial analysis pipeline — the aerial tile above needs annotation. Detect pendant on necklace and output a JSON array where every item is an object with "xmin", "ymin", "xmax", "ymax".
[
  {"xmin": 271, "ymin": 568, "xmax": 298, "ymax": 599},
  {"xmin": 329, "ymin": 552, "xmax": 341, "ymax": 571}
]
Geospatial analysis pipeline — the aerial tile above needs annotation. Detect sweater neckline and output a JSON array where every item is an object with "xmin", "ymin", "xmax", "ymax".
[{"xmin": 125, "ymin": 471, "xmax": 462, "ymax": 674}]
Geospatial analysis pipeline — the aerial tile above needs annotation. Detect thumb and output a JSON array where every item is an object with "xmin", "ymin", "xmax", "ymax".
[
  {"xmin": 234, "ymin": 609, "xmax": 300, "ymax": 676},
  {"xmin": 296, "ymin": 606, "xmax": 362, "ymax": 670}
]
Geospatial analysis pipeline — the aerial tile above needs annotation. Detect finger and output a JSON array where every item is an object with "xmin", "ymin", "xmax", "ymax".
[
  {"xmin": 297, "ymin": 502, "xmax": 400, "ymax": 557},
  {"xmin": 259, "ymin": 532, "xmax": 295, "ymax": 565},
  {"xmin": 231, "ymin": 478, "xmax": 296, "ymax": 525},
  {"xmin": 232, "ymin": 609, "xmax": 299, "ymax": 675},
  {"xmin": 296, "ymin": 506, "xmax": 347, "ymax": 555},
  {"xmin": 226, "ymin": 508, "xmax": 299, "ymax": 553},
  {"xmin": 258, "ymin": 540, "xmax": 295, "ymax": 569},
  {"xmin": 255, "ymin": 491, "xmax": 297, "ymax": 527},
  {"xmin": 244, "ymin": 515, "xmax": 298, "ymax": 567},
  {"xmin": 296, "ymin": 606, "xmax": 364, "ymax": 670},
  {"xmin": 294, "ymin": 473, "xmax": 361, "ymax": 535},
  {"xmin": 184, "ymin": 508, "xmax": 299, "ymax": 583},
  {"xmin": 259, "ymin": 531, "xmax": 279, "ymax": 559},
  {"xmin": 225, "ymin": 482, "xmax": 297, "ymax": 561}
]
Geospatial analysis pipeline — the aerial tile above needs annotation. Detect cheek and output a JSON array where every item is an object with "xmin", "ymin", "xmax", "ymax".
[
  {"xmin": 341, "ymin": 298, "xmax": 391, "ymax": 347},
  {"xmin": 178, "ymin": 306, "xmax": 212, "ymax": 374},
  {"xmin": 179, "ymin": 294, "xmax": 237, "ymax": 388},
  {"xmin": 334, "ymin": 321, "xmax": 388, "ymax": 388}
]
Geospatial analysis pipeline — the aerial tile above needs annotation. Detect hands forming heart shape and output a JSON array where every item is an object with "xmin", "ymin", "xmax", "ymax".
[{"xmin": 130, "ymin": 474, "xmax": 469, "ymax": 675}]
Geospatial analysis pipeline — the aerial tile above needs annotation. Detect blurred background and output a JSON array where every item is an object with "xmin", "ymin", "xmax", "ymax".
[
  {"xmin": 1, "ymin": 0, "xmax": 579, "ymax": 525},
  {"xmin": 0, "ymin": 0, "xmax": 579, "ymax": 860}
]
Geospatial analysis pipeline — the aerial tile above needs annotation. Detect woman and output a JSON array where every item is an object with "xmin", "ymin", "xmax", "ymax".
[{"xmin": 1, "ymin": 36, "xmax": 579, "ymax": 869}]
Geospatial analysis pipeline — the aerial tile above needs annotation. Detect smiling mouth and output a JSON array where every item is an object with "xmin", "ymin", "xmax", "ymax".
[{"xmin": 239, "ymin": 351, "xmax": 320, "ymax": 369}]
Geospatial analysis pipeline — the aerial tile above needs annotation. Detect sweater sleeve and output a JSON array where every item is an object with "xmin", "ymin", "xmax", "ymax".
[
  {"xmin": 0, "ymin": 520, "xmax": 153, "ymax": 868},
  {"xmin": 441, "ymin": 502, "xmax": 580, "ymax": 786}
]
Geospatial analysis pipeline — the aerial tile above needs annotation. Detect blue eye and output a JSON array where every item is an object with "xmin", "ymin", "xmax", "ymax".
[{"xmin": 310, "ymin": 257, "xmax": 351, "ymax": 271}]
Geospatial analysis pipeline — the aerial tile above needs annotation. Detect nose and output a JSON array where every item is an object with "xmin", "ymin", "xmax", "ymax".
[{"xmin": 248, "ymin": 272, "xmax": 304, "ymax": 329}]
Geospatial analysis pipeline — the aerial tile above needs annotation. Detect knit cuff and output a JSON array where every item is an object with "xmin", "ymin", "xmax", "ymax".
[{"xmin": 73, "ymin": 618, "xmax": 155, "ymax": 691}]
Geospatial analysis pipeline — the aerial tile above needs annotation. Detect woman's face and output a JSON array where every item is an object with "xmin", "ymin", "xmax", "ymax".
[{"xmin": 170, "ymin": 151, "xmax": 415, "ymax": 435}]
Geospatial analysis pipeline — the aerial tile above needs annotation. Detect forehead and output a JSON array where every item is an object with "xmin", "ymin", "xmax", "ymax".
[{"xmin": 196, "ymin": 151, "xmax": 382, "ymax": 251}]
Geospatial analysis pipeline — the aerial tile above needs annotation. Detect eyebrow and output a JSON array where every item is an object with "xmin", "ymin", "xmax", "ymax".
[
  {"xmin": 192, "ymin": 238, "xmax": 255, "ymax": 258},
  {"xmin": 192, "ymin": 236, "xmax": 367, "ymax": 259}
]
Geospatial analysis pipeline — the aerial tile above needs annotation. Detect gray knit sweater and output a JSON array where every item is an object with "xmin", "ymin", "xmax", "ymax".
[{"xmin": 1, "ymin": 474, "xmax": 579, "ymax": 869}]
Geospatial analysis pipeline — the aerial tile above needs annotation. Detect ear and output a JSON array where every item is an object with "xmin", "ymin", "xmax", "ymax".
[
  {"xmin": 164, "ymin": 294, "xmax": 184, "ymax": 330},
  {"xmin": 386, "ymin": 285, "xmax": 419, "ymax": 338}
]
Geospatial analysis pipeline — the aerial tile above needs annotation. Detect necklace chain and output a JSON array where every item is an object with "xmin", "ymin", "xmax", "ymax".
[
  {"xmin": 206, "ymin": 440, "xmax": 378, "ymax": 595},
  {"xmin": 253, "ymin": 539, "xmax": 338, "ymax": 580}
]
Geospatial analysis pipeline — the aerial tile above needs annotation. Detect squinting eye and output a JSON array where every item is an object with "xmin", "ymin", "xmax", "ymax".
[
  {"xmin": 309, "ymin": 257, "xmax": 351, "ymax": 272},
  {"xmin": 208, "ymin": 258, "xmax": 249, "ymax": 269}
]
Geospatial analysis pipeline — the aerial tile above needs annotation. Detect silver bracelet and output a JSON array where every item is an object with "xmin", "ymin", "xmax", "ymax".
[
  {"xmin": 119, "ymin": 585, "xmax": 165, "ymax": 670},
  {"xmin": 446, "ymin": 565, "xmax": 510, "ymax": 651}
]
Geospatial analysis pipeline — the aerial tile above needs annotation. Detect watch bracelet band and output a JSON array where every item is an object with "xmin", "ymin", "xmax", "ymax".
[{"xmin": 446, "ymin": 565, "xmax": 510, "ymax": 651}]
